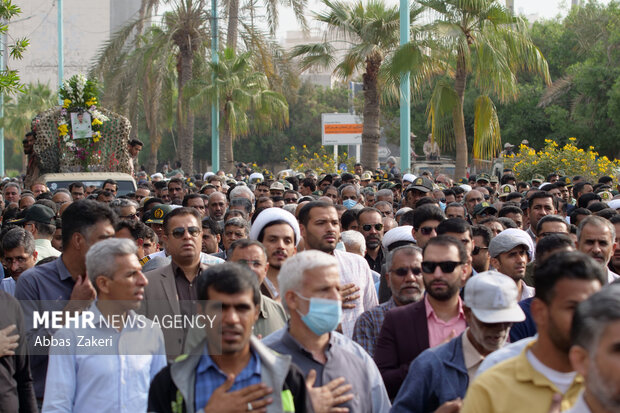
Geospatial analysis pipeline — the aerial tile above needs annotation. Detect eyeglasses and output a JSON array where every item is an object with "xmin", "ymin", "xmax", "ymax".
[
  {"xmin": 419, "ymin": 226, "xmax": 437, "ymax": 236},
  {"xmin": 362, "ymin": 223, "xmax": 383, "ymax": 232},
  {"xmin": 472, "ymin": 246, "xmax": 488, "ymax": 256},
  {"xmin": 284, "ymin": 198, "xmax": 298, "ymax": 204},
  {"xmin": 391, "ymin": 266, "xmax": 423, "ymax": 276},
  {"xmin": 119, "ymin": 213, "xmax": 137, "ymax": 220},
  {"xmin": 421, "ymin": 261, "xmax": 462, "ymax": 273},
  {"xmin": 170, "ymin": 226, "xmax": 201, "ymax": 238},
  {"xmin": 237, "ymin": 259, "xmax": 265, "ymax": 268}
]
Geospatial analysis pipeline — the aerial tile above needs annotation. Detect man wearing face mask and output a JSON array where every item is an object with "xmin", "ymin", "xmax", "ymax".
[
  {"xmin": 390, "ymin": 271, "xmax": 525, "ymax": 413},
  {"xmin": 339, "ymin": 184, "xmax": 360, "ymax": 210},
  {"xmin": 262, "ymin": 250, "xmax": 391, "ymax": 413}
]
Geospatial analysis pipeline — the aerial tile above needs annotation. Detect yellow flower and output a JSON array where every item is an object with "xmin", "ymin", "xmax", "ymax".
[
  {"xmin": 62, "ymin": 99, "xmax": 71, "ymax": 108},
  {"xmin": 303, "ymin": 145, "xmax": 307, "ymax": 149},
  {"xmin": 85, "ymin": 98, "xmax": 97, "ymax": 107},
  {"xmin": 290, "ymin": 146, "xmax": 295, "ymax": 150},
  {"xmin": 93, "ymin": 136, "xmax": 100, "ymax": 143},
  {"xmin": 58, "ymin": 124, "xmax": 68, "ymax": 136},
  {"xmin": 91, "ymin": 118, "xmax": 103, "ymax": 126}
]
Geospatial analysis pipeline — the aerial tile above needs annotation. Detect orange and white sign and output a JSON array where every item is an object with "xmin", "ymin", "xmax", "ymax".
[{"xmin": 321, "ymin": 113, "xmax": 363, "ymax": 145}]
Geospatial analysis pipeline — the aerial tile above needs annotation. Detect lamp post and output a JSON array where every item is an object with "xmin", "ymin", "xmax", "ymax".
[
  {"xmin": 399, "ymin": 0, "xmax": 411, "ymax": 173},
  {"xmin": 211, "ymin": 0, "xmax": 219, "ymax": 172},
  {"xmin": 58, "ymin": 0, "xmax": 63, "ymax": 104}
]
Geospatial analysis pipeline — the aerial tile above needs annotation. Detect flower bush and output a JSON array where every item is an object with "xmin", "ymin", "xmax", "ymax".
[
  {"xmin": 285, "ymin": 144, "xmax": 357, "ymax": 175},
  {"xmin": 503, "ymin": 138, "xmax": 620, "ymax": 183}
]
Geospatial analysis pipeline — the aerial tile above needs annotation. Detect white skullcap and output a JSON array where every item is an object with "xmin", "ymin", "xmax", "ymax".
[
  {"xmin": 151, "ymin": 173, "xmax": 163, "ymax": 180},
  {"xmin": 538, "ymin": 182, "xmax": 551, "ymax": 190},
  {"xmin": 250, "ymin": 207, "xmax": 301, "ymax": 246},
  {"xmin": 382, "ymin": 225, "xmax": 415, "ymax": 250},
  {"xmin": 460, "ymin": 184, "xmax": 472, "ymax": 192},
  {"xmin": 402, "ymin": 173, "xmax": 416, "ymax": 183},
  {"xmin": 608, "ymin": 199, "xmax": 620, "ymax": 210},
  {"xmin": 249, "ymin": 172, "xmax": 264, "ymax": 182},
  {"xmin": 203, "ymin": 172, "xmax": 215, "ymax": 180}
]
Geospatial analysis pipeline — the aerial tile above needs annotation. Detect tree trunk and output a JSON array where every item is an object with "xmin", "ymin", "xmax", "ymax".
[
  {"xmin": 176, "ymin": 46, "xmax": 195, "ymax": 174},
  {"xmin": 361, "ymin": 56, "xmax": 381, "ymax": 170},
  {"xmin": 453, "ymin": 47, "xmax": 468, "ymax": 180},
  {"xmin": 226, "ymin": 0, "xmax": 239, "ymax": 51},
  {"xmin": 220, "ymin": 106, "xmax": 235, "ymax": 173}
]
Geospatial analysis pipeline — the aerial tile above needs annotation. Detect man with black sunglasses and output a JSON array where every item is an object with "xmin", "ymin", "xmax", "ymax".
[
  {"xmin": 141, "ymin": 207, "xmax": 223, "ymax": 360},
  {"xmin": 374, "ymin": 235, "xmax": 469, "ymax": 399},
  {"xmin": 358, "ymin": 207, "xmax": 386, "ymax": 274}
]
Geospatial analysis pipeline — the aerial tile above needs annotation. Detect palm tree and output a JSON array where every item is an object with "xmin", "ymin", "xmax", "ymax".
[
  {"xmin": 393, "ymin": 0, "xmax": 550, "ymax": 179},
  {"xmin": 291, "ymin": 0, "xmax": 422, "ymax": 170},
  {"xmin": 0, "ymin": 83, "xmax": 57, "ymax": 169},
  {"xmin": 189, "ymin": 48, "xmax": 289, "ymax": 172}
]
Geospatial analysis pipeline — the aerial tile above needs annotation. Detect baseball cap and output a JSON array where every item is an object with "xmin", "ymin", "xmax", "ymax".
[
  {"xmin": 144, "ymin": 204, "xmax": 175, "ymax": 225},
  {"xmin": 463, "ymin": 271, "xmax": 526, "ymax": 324},
  {"xmin": 498, "ymin": 184, "xmax": 516, "ymax": 198},
  {"xmin": 270, "ymin": 182, "xmax": 285, "ymax": 192},
  {"xmin": 473, "ymin": 202, "xmax": 497, "ymax": 216},
  {"xmin": 531, "ymin": 174, "xmax": 544, "ymax": 184},
  {"xmin": 488, "ymin": 228, "xmax": 534, "ymax": 258},
  {"xmin": 14, "ymin": 204, "xmax": 55, "ymax": 225},
  {"xmin": 406, "ymin": 176, "xmax": 434, "ymax": 193},
  {"xmin": 477, "ymin": 173, "xmax": 490, "ymax": 183}
]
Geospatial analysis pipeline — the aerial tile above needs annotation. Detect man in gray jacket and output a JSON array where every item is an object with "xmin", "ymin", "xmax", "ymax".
[{"xmin": 147, "ymin": 263, "xmax": 312, "ymax": 413}]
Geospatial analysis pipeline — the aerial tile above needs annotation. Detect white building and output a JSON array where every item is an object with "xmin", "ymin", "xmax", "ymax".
[{"xmin": 8, "ymin": 0, "xmax": 141, "ymax": 90}]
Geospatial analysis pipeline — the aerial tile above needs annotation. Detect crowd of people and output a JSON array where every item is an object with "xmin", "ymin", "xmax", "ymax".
[{"xmin": 2, "ymin": 152, "xmax": 620, "ymax": 413}]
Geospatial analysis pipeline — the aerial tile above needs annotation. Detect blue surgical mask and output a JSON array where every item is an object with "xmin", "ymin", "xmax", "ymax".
[
  {"xmin": 439, "ymin": 201, "xmax": 446, "ymax": 211},
  {"xmin": 295, "ymin": 293, "xmax": 342, "ymax": 336},
  {"xmin": 343, "ymin": 199, "xmax": 357, "ymax": 209}
]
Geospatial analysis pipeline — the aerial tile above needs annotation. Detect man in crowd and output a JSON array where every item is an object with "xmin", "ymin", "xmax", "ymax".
[
  {"xmin": 127, "ymin": 138, "xmax": 143, "ymax": 177},
  {"xmin": 201, "ymin": 218, "xmax": 221, "ymax": 255},
  {"xmin": 489, "ymin": 228, "xmax": 536, "ymax": 301},
  {"xmin": 23, "ymin": 131, "xmax": 40, "ymax": 189},
  {"xmin": 219, "ymin": 217, "xmax": 250, "ymax": 259},
  {"xmin": 411, "ymin": 204, "xmax": 446, "ymax": 248},
  {"xmin": 250, "ymin": 208, "xmax": 300, "ymax": 301},
  {"xmin": 115, "ymin": 219, "xmax": 153, "ymax": 260},
  {"xmin": 391, "ymin": 271, "xmax": 525, "ymax": 412},
  {"xmin": 403, "ymin": 177, "xmax": 433, "ymax": 208},
  {"xmin": 471, "ymin": 225, "xmax": 492, "ymax": 273},
  {"xmin": 4, "ymin": 182, "xmax": 20, "ymax": 206},
  {"xmin": 353, "ymin": 246, "xmax": 424, "ymax": 357},
  {"xmin": 148, "ymin": 263, "xmax": 313, "ymax": 413},
  {"xmin": 141, "ymin": 207, "xmax": 209, "ymax": 359},
  {"xmin": 526, "ymin": 192, "xmax": 558, "ymax": 241},
  {"xmin": 167, "ymin": 178, "xmax": 186, "ymax": 204},
  {"xmin": 358, "ymin": 207, "xmax": 386, "ymax": 274},
  {"xmin": 15, "ymin": 200, "xmax": 116, "ymax": 401},
  {"xmin": 17, "ymin": 204, "xmax": 60, "ymax": 261},
  {"xmin": 42, "ymin": 238, "xmax": 166, "ymax": 413},
  {"xmin": 464, "ymin": 190, "xmax": 484, "ymax": 219},
  {"xmin": 207, "ymin": 191, "xmax": 228, "ymax": 222},
  {"xmin": 0, "ymin": 288, "xmax": 37, "ymax": 412},
  {"xmin": 68, "ymin": 182, "xmax": 85, "ymax": 201},
  {"xmin": 0, "ymin": 228, "xmax": 37, "ymax": 295},
  {"xmin": 102, "ymin": 179, "xmax": 118, "ymax": 196},
  {"xmin": 298, "ymin": 202, "xmax": 378, "ymax": 338},
  {"xmin": 577, "ymin": 215, "xmax": 618, "ymax": 283},
  {"xmin": 461, "ymin": 251, "xmax": 606, "ymax": 412},
  {"xmin": 375, "ymin": 235, "xmax": 469, "ymax": 398},
  {"xmin": 567, "ymin": 284, "xmax": 620, "ymax": 413},
  {"xmin": 263, "ymin": 251, "xmax": 391, "ymax": 412}
]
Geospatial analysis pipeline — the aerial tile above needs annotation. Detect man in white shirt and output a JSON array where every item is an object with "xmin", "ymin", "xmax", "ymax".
[
  {"xmin": 298, "ymin": 201, "xmax": 378, "ymax": 337},
  {"xmin": 567, "ymin": 284, "xmax": 620, "ymax": 413},
  {"xmin": 42, "ymin": 238, "xmax": 166, "ymax": 413},
  {"xmin": 17, "ymin": 204, "xmax": 60, "ymax": 262}
]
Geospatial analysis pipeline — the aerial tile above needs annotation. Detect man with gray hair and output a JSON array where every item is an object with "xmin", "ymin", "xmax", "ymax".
[
  {"xmin": 216, "ymin": 217, "xmax": 250, "ymax": 260},
  {"xmin": 353, "ymin": 245, "xmax": 424, "ymax": 357},
  {"xmin": 341, "ymin": 230, "xmax": 367, "ymax": 257},
  {"xmin": 3, "ymin": 182, "xmax": 20, "ymax": 205},
  {"xmin": 229, "ymin": 184, "xmax": 255, "ymax": 205},
  {"xmin": 567, "ymin": 283, "xmax": 620, "ymax": 413},
  {"xmin": 577, "ymin": 215, "xmax": 619, "ymax": 283},
  {"xmin": 0, "ymin": 227, "xmax": 37, "ymax": 295},
  {"xmin": 375, "ymin": 189, "xmax": 394, "ymax": 205},
  {"xmin": 110, "ymin": 198, "xmax": 139, "ymax": 221},
  {"xmin": 263, "ymin": 250, "xmax": 391, "ymax": 412},
  {"xmin": 42, "ymin": 238, "xmax": 166, "ymax": 412}
]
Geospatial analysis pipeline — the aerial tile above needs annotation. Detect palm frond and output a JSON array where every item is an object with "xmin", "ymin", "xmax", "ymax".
[{"xmin": 473, "ymin": 95, "xmax": 501, "ymax": 160}]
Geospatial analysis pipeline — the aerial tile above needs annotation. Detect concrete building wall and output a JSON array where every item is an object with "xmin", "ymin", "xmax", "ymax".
[{"xmin": 8, "ymin": 0, "xmax": 140, "ymax": 91}]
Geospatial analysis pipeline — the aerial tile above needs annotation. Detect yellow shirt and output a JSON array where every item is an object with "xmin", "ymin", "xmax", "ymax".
[{"xmin": 461, "ymin": 340, "xmax": 583, "ymax": 413}]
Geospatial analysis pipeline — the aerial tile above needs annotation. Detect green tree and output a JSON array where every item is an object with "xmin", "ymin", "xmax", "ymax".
[
  {"xmin": 0, "ymin": 0, "xmax": 29, "ymax": 94},
  {"xmin": 0, "ymin": 83, "xmax": 56, "ymax": 169},
  {"xmin": 189, "ymin": 48, "xmax": 289, "ymax": 172},
  {"xmin": 393, "ymin": 0, "xmax": 550, "ymax": 179},
  {"xmin": 291, "ymin": 0, "xmax": 422, "ymax": 170}
]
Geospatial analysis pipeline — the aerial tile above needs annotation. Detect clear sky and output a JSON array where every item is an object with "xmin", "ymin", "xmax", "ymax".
[{"xmin": 275, "ymin": 0, "xmax": 612, "ymax": 40}]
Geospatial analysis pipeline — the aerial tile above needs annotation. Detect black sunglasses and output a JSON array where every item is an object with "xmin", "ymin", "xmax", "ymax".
[
  {"xmin": 422, "ymin": 261, "xmax": 462, "ymax": 273},
  {"xmin": 472, "ymin": 246, "xmax": 488, "ymax": 256},
  {"xmin": 392, "ymin": 266, "xmax": 422, "ymax": 277},
  {"xmin": 362, "ymin": 223, "xmax": 383, "ymax": 232},
  {"xmin": 170, "ymin": 226, "xmax": 201, "ymax": 238},
  {"xmin": 419, "ymin": 226, "xmax": 436, "ymax": 236}
]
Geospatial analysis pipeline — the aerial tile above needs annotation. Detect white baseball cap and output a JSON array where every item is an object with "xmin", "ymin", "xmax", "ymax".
[{"xmin": 464, "ymin": 271, "xmax": 525, "ymax": 324}]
